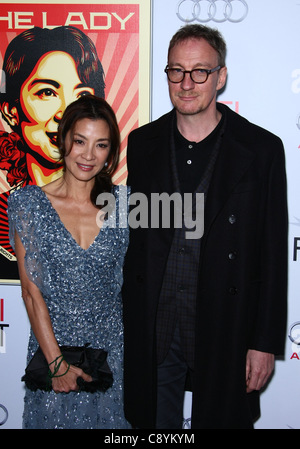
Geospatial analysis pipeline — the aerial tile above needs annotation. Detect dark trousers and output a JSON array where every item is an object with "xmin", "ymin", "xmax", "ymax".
[{"xmin": 156, "ymin": 326, "xmax": 193, "ymax": 429}]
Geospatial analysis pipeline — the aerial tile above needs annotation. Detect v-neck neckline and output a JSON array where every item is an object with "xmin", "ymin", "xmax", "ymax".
[{"xmin": 38, "ymin": 187, "xmax": 104, "ymax": 252}]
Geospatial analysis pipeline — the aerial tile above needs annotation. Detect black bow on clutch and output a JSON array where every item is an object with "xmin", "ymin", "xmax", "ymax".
[{"xmin": 22, "ymin": 343, "xmax": 113, "ymax": 393}]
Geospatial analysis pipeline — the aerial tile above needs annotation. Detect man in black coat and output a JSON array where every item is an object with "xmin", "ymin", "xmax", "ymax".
[{"xmin": 122, "ymin": 24, "xmax": 288, "ymax": 429}]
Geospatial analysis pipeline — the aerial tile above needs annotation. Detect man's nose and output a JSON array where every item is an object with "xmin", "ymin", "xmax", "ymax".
[{"xmin": 181, "ymin": 72, "xmax": 195, "ymax": 89}]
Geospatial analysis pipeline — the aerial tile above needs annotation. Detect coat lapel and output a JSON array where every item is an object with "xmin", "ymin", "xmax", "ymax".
[
  {"xmin": 203, "ymin": 125, "xmax": 256, "ymax": 237},
  {"xmin": 145, "ymin": 111, "xmax": 176, "ymax": 195},
  {"xmin": 141, "ymin": 107, "xmax": 256, "ymax": 244}
]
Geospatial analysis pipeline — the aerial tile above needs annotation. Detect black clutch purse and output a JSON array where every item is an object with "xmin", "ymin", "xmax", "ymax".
[{"xmin": 22, "ymin": 343, "xmax": 113, "ymax": 393}]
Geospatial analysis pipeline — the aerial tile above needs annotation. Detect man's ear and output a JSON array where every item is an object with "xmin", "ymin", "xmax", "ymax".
[
  {"xmin": 216, "ymin": 66, "xmax": 227, "ymax": 92},
  {"xmin": 0, "ymin": 102, "xmax": 19, "ymax": 127}
]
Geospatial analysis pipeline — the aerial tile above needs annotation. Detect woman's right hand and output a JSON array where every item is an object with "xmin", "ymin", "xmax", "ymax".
[{"xmin": 51, "ymin": 360, "xmax": 92, "ymax": 393}]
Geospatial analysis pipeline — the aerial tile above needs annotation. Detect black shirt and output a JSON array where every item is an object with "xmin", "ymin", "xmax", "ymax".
[{"xmin": 174, "ymin": 114, "xmax": 224, "ymax": 193}]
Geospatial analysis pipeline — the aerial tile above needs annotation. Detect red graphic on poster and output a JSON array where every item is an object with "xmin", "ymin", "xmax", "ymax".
[{"xmin": 0, "ymin": 3, "xmax": 141, "ymax": 280}]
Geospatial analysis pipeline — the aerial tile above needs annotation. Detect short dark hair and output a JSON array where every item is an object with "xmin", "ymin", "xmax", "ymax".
[
  {"xmin": 168, "ymin": 24, "xmax": 227, "ymax": 67},
  {"xmin": 58, "ymin": 95, "xmax": 120, "ymax": 205}
]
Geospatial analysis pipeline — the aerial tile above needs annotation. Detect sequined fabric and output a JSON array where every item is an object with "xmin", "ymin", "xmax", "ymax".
[{"xmin": 8, "ymin": 185, "xmax": 131, "ymax": 429}]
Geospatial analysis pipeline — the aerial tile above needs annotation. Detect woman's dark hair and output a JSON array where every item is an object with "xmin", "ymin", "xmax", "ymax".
[
  {"xmin": 57, "ymin": 95, "xmax": 120, "ymax": 206},
  {"xmin": 1, "ymin": 26, "xmax": 105, "ymax": 107}
]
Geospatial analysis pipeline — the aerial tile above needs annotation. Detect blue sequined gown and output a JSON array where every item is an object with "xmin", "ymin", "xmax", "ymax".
[{"xmin": 8, "ymin": 185, "xmax": 131, "ymax": 429}]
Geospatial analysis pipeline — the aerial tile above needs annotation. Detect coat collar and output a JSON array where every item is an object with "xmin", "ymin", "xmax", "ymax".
[
  {"xmin": 144, "ymin": 109, "xmax": 177, "ymax": 194},
  {"xmin": 203, "ymin": 103, "xmax": 255, "ymax": 234},
  {"xmin": 143, "ymin": 105, "xmax": 256, "ymax": 234}
]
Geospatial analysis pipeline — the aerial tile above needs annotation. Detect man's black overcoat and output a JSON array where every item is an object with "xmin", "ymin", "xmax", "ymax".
[{"xmin": 122, "ymin": 103, "xmax": 288, "ymax": 429}]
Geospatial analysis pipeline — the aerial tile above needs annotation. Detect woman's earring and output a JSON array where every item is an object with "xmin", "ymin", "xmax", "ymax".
[{"xmin": 104, "ymin": 162, "xmax": 108, "ymax": 167}]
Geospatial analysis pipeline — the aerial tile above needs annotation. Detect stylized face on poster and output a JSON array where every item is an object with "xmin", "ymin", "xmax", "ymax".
[
  {"xmin": 1, "ymin": 26, "xmax": 105, "ymax": 186},
  {"xmin": 0, "ymin": 1, "xmax": 150, "ymax": 281},
  {"xmin": 20, "ymin": 51, "xmax": 96, "ymax": 167}
]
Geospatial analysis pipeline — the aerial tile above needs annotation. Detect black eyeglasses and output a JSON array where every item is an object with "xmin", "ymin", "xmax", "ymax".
[{"xmin": 164, "ymin": 65, "xmax": 221, "ymax": 84}]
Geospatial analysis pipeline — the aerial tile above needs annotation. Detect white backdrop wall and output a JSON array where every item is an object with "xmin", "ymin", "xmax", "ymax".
[{"xmin": 1, "ymin": 0, "xmax": 300, "ymax": 429}]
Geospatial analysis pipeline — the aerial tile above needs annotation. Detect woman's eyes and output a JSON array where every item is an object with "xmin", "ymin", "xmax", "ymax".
[
  {"xmin": 73, "ymin": 140, "xmax": 109, "ymax": 149},
  {"xmin": 78, "ymin": 90, "xmax": 94, "ymax": 98},
  {"xmin": 34, "ymin": 88, "xmax": 57, "ymax": 99},
  {"xmin": 33, "ymin": 88, "xmax": 93, "ymax": 100},
  {"xmin": 74, "ymin": 139, "xmax": 84, "ymax": 145}
]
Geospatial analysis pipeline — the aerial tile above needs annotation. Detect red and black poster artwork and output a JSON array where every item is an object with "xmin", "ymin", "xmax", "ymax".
[{"xmin": 0, "ymin": 1, "xmax": 150, "ymax": 282}]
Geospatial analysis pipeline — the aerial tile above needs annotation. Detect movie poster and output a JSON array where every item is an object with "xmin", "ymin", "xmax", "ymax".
[{"xmin": 0, "ymin": 0, "xmax": 151, "ymax": 282}]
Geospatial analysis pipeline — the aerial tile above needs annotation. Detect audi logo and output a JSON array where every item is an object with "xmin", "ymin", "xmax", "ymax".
[
  {"xmin": 288, "ymin": 322, "xmax": 300, "ymax": 346},
  {"xmin": 177, "ymin": 0, "xmax": 248, "ymax": 23},
  {"xmin": 0, "ymin": 404, "xmax": 8, "ymax": 426}
]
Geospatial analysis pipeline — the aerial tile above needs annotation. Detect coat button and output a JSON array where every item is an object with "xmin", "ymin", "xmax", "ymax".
[
  {"xmin": 228, "ymin": 286, "xmax": 238, "ymax": 295},
  {"xmin": 228, "ymin": 251, "xmax": 237, "ymax": 260},
  {"xmin": 228, "ymin": 214, "xmax": 236, "ymax": 224}
]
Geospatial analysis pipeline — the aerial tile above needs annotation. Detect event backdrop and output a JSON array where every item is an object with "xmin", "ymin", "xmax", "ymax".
[
  {"xmin": 151, "ymin": 0, "xmax": 300, "ymax": 430},
  {"xmin": 0, "ymin": 0, "xmax": 151, "ymax": 428},
  {"xmin": 1, "ymin": 0, "xmax": 300, "ymax": 429}
]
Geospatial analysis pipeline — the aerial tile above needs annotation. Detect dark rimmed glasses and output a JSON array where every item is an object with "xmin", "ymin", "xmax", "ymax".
[{"xmin": 164, "ymin": 65, "xmax": 222, "ymax": 84}]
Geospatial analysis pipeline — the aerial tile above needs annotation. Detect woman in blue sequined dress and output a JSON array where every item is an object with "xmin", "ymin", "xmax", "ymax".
[{"xmin": 8, "ymin": 95, "xmax": 131, "ymax": 429}]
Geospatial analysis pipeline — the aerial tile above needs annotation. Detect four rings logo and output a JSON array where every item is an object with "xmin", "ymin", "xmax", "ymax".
[
  {"xmin": 177, "ymin": 0, "xmax": 248, "ymax": 23},
  {"xmin": 0, "ymin": 404, "xmax": 8, "ymax": 426},
  {"xmin": 289, "ymin": 322, "xmax": 300, "ymax": 346},
  {"xmin": 289, "ymin": 322, "xmax": 300, "ymax": 361}
]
